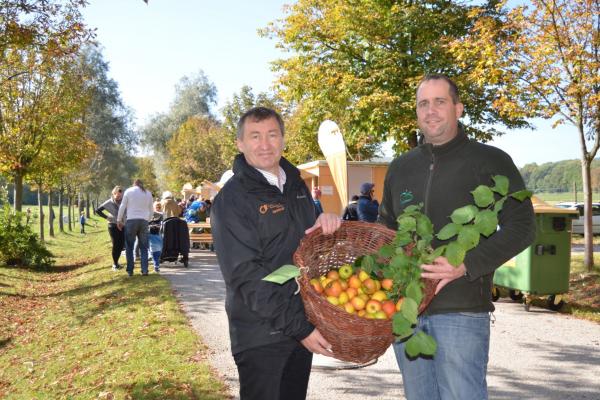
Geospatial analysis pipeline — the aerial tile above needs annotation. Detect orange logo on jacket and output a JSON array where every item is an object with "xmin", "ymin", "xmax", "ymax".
[{"xmin": 259, "ymin": 203, "xmax": 285, "ymax": 215}]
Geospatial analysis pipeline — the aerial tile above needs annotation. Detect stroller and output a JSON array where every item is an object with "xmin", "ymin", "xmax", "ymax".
[{"xmin": 160, "ymin": 217, "xmax": 190, "ymax": 267}]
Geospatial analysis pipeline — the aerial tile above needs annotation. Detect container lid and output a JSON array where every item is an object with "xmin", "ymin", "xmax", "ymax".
[{"xmin": 531, "ymin": 196, "xmax": 579, "ymax": 215}]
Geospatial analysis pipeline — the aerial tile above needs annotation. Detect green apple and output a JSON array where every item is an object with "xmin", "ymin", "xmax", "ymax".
[{"xmin": 338, "ymin": 264, "xmax": 353, "ymax": 279}]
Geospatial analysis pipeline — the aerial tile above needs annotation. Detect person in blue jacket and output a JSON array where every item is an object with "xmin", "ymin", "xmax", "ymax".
[{"xmin": 357, "ymin": 182, "xmax": 379, "ymax": 222}]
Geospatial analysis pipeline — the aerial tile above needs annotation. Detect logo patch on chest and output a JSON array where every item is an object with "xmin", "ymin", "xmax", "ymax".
[
  {"xmin": 400, "ymin": 190, "xmax": 414, "ymax": 205},
  {"xmin": 259, "ymin": 203, "xmax": 286, "ymax": 215}
]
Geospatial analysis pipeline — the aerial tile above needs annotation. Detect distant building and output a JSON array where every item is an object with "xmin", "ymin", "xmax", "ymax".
[{"xmin": 297, "ymin": 158, "xmax": 391, "ymax": 215}]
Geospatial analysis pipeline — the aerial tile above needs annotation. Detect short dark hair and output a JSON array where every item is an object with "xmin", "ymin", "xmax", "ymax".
[
  {"xmin": 236, "ymin": 107, "xmax": 285, "ymax": 139},
  {"xmin": 417, "ymin": 74, "xmax": 460, "ymax": 104}
]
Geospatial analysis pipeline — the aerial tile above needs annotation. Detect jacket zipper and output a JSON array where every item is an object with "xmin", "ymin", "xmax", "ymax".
[{"xmin": 424, "ymin": 151, "xmax": 435, "ymax": 215}]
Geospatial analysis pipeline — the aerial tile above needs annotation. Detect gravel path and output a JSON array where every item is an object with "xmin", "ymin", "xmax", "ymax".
[{"xmin": 162, "ymin": 250, "xmax": 600, "ymax": 400}]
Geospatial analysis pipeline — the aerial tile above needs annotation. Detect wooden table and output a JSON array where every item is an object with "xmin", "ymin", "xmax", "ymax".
[{"xmin": 187, "ymin": 221, "xmax": 212, "ymax": 248}]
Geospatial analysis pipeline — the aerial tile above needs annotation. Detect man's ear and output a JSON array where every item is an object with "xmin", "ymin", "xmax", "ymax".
[
  {"xmin": 236, "ymin": 138, "xmax": 244, "ymax": 153},
  {"xmin": 455, "ymin": 102, "xmax": 464, "ymax": 119}
]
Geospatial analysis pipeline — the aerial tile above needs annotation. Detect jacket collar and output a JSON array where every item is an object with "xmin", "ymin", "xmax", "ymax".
[
  {"xmin": 232, "ymin": 153, "xmax": 301, "ymax": 190},
  {"xmin": 419, "ymin": 123, "xmax": 469, "ymax": 158}
]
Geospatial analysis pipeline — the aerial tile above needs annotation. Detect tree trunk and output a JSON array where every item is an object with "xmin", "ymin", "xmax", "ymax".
[
  {"xmin": 86, "ymin": 192, "xmax": 91, "ymax": 218},
  {"xmin": 58, "ymin": 189, "xmax": 64, "ymax": 233},
  {"xmin": 48, "ymin": 190, "xmax": 55, "ymax": 237},
  {"xmin": 38, "ymin": 187, "xmax": 45, "ymax": 242},
  {"xmin": 68, "ymin": 194, "xmax": 73, "ymax": 232},
  {"xmin": 582, "ymin": 158, "xmax": 594, "ymax": 272},
  {"xmin": 13, "ymin": 171, "xmax": 24, "ymax": 212}
]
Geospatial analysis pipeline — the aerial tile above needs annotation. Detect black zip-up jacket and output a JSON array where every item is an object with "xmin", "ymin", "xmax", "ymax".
[
  {"xmin": 379, "ymin": 127, "xmax": 535, "ymax": 315},
  {"xmin": 210, "ymin": 154, "xmax": 317, "ymax": 355}
]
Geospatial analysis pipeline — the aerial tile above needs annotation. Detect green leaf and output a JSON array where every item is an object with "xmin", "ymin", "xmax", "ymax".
[
  {"xmin": 445, "ymin": 241, "xmax": 466, "ymax": 267},
  {"xmin": 415, "ymin": 239, "xmax": 428, "ymax": 252},
  {"xmin": 262, "ymin": 264, "xmax": 300, "ymax": 284},
  {"xmin": 378, "ymin": 244, "xmax": 395, "ymax": 258},
  {"xmin": 360, "ymin": 255, "xmax": 375, "ymax": 274},
  {"xmin": 406, "ymin": 280, "xmax": 423, "ymax": 304},
  {"xmin": 474, "ymin": 209, "xmax": 499, "ymax": 237},
  {"xmin": 511, "ymin": 189, "xmax": 533, "ymax": 202},
  {"xmin": 414, "ymin": 330, "xmax": 437, "ymax": 356},
  {"xmin": 395, "ymin": 231, "xmax": 413, "ymax": 246},
  {"xmin": 450, "ymin": 205, "xmax": 479, "ymax": 225},
  {"xmin": 403, "ymin": 204, "xmax": 421, "ymax": 214},
  {"xmin": 457, "ymin": 225, "xmax": 480, "ymax": 250},
  {"xmin": 437, "ymin": 222, "xmax": 461, "ymax": 240},
  {"xmin": 493, "ymin": 197, "xmax": 506, "ymax": 213},
  {"xmin": 423, "ymin": 245, "xmax": 446, "ymax": 264},
  {"xmin": 471, "ymin": 185, "xmax": 495, "ymax": 208},
  {"xmin": 492, "ymin": 175, "xmax": 509, "ymax": 196},
  {"xmin": 392, "ymin": 313, "xmax": 414, "ymax": 339},
  {"xmin": 415, "ymin": 214, "xmax": 434, "ymax": 237},
  {"xmin": 404, "ymin": 334, "xmax": 422, "ymax": 358},
  {"xmin": 431, "ymin": 245, "xmax": 446, "ymax": 258},
  {"xmin": 401, "ymin": 297, "xmax": 418, "ymax": 324},
  {"xmin": 390, "ymin": 253, "xmax": 411, "ymax": 269},
  {"xmin": 397, "ymin": 216, "xmax": 417, "ymax": 233}
]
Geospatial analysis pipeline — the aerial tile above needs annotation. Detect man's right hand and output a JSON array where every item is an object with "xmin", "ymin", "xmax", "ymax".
[
  {"xmin": 117, "ymin": 222, "xmax": 124, "ymax": 231},
  {"xmin": 300, "ymin": 328, "xmax": 334, "ymax": 357}
]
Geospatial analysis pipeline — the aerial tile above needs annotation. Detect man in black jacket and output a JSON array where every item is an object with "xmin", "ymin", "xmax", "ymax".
[
  {"xmin": 210, "ymin": 107, "xmax": 341, "ymax": 400},
  {"xmin": 379, "ymin": 75, "xmax": 535, "ymax": 400}
]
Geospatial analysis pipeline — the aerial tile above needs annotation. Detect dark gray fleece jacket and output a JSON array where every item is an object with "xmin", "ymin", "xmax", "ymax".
[{"xmin": 379, "ymin": 127, "xmax": 535, "ymax": 314}]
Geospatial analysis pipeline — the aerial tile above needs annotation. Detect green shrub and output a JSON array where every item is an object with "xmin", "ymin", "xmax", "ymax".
[{"xmin": 0, "ymin": 204, "xmax": 53, "ymax": 268}]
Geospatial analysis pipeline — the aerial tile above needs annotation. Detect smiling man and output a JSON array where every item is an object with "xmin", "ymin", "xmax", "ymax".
[
  {"xmin": 210, "ymin": 107, "xmax": 341, "ymax": 400},
  {"xmin": 379, "ymin": 75, "xmax": 535, "ymax": 400}
]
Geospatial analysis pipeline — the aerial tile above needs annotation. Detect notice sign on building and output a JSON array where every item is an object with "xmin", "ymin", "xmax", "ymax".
[{"xmin": 321, "ymin": 185, "xmax": 334, "ymax": 196}]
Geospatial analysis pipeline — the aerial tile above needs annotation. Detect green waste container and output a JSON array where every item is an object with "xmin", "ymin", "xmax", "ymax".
[{"xmin": 493, "ymin": 197, "xmax": 578, "ymax": 309}]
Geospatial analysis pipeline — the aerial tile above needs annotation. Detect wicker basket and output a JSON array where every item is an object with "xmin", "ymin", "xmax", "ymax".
[{"xmin": 294, "ymin": 221, "xmax": 437, "ymax": 364}]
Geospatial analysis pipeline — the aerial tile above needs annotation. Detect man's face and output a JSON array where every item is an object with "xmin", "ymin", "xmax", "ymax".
[
  {"xmin": 416, "ymin": 79, "xmax": 464, "ymax": 146},
  {"xmin": 237, "ymin": 116, "xmax": 285, "ymax": 175},
  {"xmin": 114, "ymin": 191, "xmax": 123, "ymax": 201}
]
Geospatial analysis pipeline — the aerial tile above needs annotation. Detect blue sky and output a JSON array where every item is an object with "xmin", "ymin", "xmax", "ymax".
[{"xmin": 82, "ymin": 0, "xmax": 585, "ymax": 167}]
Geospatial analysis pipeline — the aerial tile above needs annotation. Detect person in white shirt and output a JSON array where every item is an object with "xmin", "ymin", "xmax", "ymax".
[{"xmin": 117, "ymin": 179, "xmax": 154, "ymax": 276}]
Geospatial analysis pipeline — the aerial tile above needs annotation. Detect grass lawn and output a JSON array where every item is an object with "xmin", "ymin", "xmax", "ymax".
[{"xmin": 0, "ymin": 214, "xmax": 228, "ymax": 399}]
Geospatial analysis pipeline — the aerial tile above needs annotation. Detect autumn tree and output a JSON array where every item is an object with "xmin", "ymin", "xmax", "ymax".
[
  {"xmin": 77, "ymin": 46, "xmax": 138, "ymax": 198},
  {"xmin": 449, "ymin": 0, "xmax": 599, "ymax": 270},
  {"xmin": 134, "ymin": 157, "xmax": 160, "ymax": 198},
  {"xmin": 166, "ymin": 116, "xmax": 232, "ymax": 190},
  {"xmin": 262, "ymin": 0, "xmax": 528, "ymax": 159},
  {"xmin": 0, "ymin": 0, "xmax": 92, "ymax": 211},
  {"xmin": 141, "ymin": 70, "xmax": 217, "ymax": 190}
]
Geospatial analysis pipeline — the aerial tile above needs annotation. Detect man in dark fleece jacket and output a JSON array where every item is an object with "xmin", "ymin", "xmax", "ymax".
[
  {"xmin": 379, "ymin": 75, "xmax": 535, "ymax": 400},
  {"xmin": 210, "ymin": 107, "xmax": 341, "ymax": 400}
]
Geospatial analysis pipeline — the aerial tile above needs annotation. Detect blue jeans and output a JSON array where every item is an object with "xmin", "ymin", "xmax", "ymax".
[
  {"xmin": 151, "ymin": 251, "xmax": 161, "ymax": 270},
  {"xmin": 124, "ymin": 219, "xmax": 149, "ymax": 274},
  {"xmin": 394, "ymin": 312, "xmax": 490, "ymax": 400}
]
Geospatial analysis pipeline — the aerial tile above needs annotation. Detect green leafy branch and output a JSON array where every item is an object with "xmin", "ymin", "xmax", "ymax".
[{"xmin": 355, "ymin": 175, "xmax": 532, "ymax": 358}]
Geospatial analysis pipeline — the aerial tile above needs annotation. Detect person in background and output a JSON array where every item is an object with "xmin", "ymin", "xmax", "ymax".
[
  {"xmin": 161, "ymin": 191, "xmax": 182, "ymax": 218},
  {"xmin": 177, "ymin": 198, "xmax": 187, "ymax": 214},
  {"xmin": 95, "ymin": 186, "xmax": 125, "ymax": 270},
  {"xmin": 117, "ymin": 179, "xmax": 154, "ymax": 276},
  {"xmin": 211, "ymin": 106, "xmax": 341, "ymax": 400},
  {"xmin": 342, "ymin": 195, "xmax": 359, "ymax": 221},
  {"xmin": 204, "ymin": 199, "xmax": 212, "ymax": 220},
  {"xmin": 79, "ymin": 211, "xmax": 86, "ymax": 234},
  {"xmin": 357, "ymin": 182, "xmax": 379, "ymax": 222},
  {"xmin": 25, "ymin": 207, "xmax": 32, "ymax": 225},
  {"xmin": 379, "ymin": 74, "xmax": 535, "ymax": 400},
  {"xmin": 312, "ymin": 187, "xmax": 324, "ymax": 217},
  {"xmin": 148, "ymin": 201, "xmax": 163, "ymax": 273}
]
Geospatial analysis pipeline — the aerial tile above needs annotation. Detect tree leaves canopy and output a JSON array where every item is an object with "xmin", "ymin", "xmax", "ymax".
[{"xmin": 262, "ymin": 0, "xmax": 528, "ymax": 156}]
